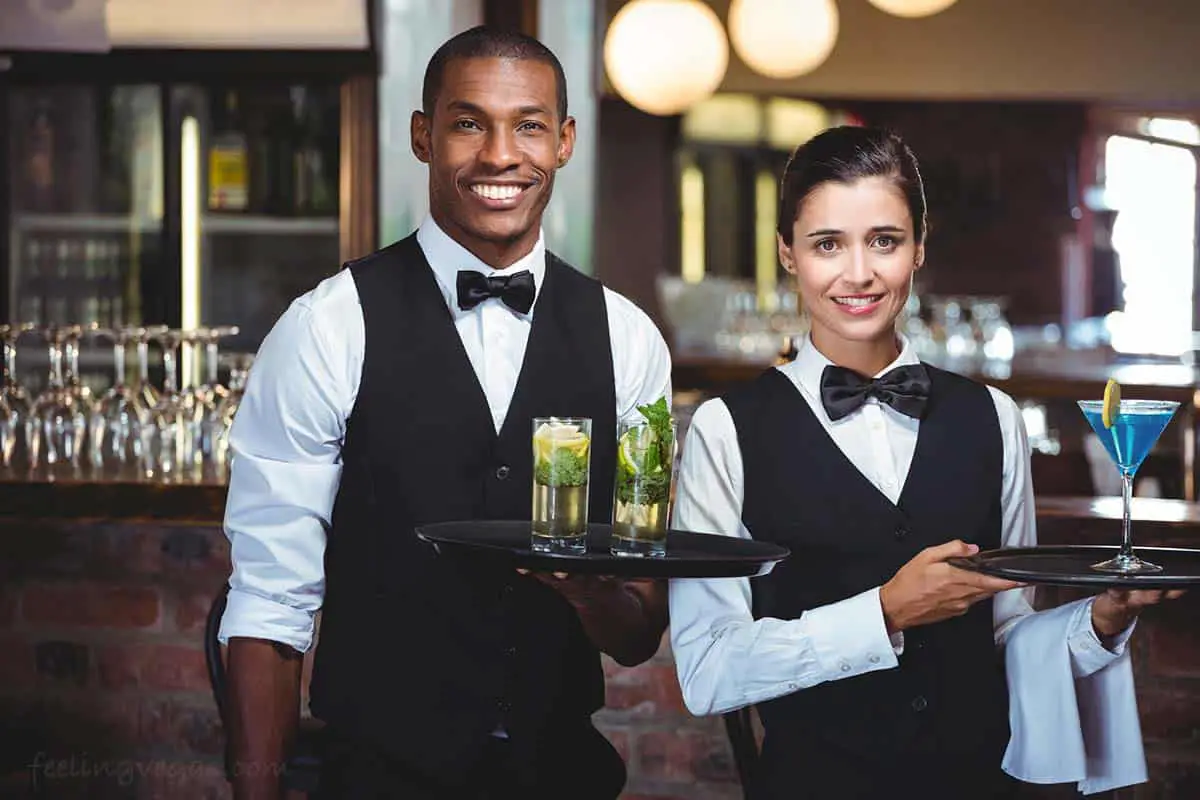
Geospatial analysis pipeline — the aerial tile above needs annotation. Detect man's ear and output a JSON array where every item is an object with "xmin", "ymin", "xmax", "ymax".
[
  {"xmin": 411, "ymin": 110, "xmax": 432, "ymax": 164},
  {"xmin": 556, "ymin": 115, "xmax": 576, "ymax": 168}
]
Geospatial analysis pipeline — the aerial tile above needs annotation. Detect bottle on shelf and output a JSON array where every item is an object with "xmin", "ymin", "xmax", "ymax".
[{"xmin": 208, "ymin": 91, "xmax": 250, "ymax": 213}]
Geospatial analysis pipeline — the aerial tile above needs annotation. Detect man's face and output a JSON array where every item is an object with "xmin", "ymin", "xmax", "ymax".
[{"xmin": 411, "ymin": 56, "xmax": 574, "ymax": 267}]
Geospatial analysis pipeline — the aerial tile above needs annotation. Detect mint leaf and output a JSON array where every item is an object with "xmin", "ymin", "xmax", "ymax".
[
  {"xmin": 636, "ymin": 396, "xmax": 674, "ymax": 480},
  {"xmin": 535, "ymin": 448, "xmax": 588, "ymax": 487}
]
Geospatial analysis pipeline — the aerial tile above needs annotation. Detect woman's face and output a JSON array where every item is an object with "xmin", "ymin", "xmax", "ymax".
[{"xmin": 778, "ymin": 175, "xmax": 923, "ymax": 352}]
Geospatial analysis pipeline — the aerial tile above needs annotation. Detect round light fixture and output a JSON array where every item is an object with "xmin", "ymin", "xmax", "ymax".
[
  {"xmin": 728, "ymin": 0, "xmax": 839, "ymax": 79},
  {"xmin": 867, "ymin": 0, "xmax": 958, "ymax": 19},
  {"xmin": 603, "ymin": 0, "xmax": 729, "ymax": 116}
]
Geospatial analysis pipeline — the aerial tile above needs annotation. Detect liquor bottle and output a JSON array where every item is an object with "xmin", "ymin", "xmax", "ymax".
[
  {"xmin": 25, "ymin": 97, "xmax": 58, "ymax": 212},
  {"xmin": 291, "ymin": 87, "xmax": 335, "ymax": 216},
  {"xmin": 208, "ymin": 91, "xmax": 249, "ymax": 212},
  {"xmin": 20, "ymin": 239, "xmax": 45, "ymax": 325}
]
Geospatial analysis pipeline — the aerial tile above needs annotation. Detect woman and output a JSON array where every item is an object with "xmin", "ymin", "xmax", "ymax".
[{"xmin": 668, "ymin": 125, "xmax": 1176, "ymax": 799}]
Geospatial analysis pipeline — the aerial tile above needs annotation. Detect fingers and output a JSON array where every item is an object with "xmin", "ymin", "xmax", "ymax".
[
  {"xmin": 1166, "ymin": 589, "xmax": 1188, "ymax": 600},
  {"xmin": 922, "ymin": 540, "xmax": 981, "ymax": 563}
]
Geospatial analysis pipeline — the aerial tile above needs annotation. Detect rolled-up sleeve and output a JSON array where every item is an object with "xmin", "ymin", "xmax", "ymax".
[{"xmin": 218, "ymin": 275, "xmax": 361, "ymax": 653}]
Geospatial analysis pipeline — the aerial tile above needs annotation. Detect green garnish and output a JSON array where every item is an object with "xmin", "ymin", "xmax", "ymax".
[{"xmin": 535, "ymin": 448, "xmax": 588, "ymax": 487}]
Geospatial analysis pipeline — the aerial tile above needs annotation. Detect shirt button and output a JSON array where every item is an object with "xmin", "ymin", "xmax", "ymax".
[
  {"xmin": 788, "ymin": 682, "xmax": 798, "ymax": 690},
  {"xmin": 869, "ymin": 655, "xmax": 881, "ymax": 664},
  {"xmin": 894, "ymin": 526, "xmax": 908, "ymax": 540},
  {"xmin": 495, "ymin": 465, "xmax": 511, "ymax": 480},
  {"xmin": 840, "ymin": 661, "xmax": 851, "ymax": 673},
  {"xmin": 912, "ymin": 695, "xmax": 928, "ymax": 712}
]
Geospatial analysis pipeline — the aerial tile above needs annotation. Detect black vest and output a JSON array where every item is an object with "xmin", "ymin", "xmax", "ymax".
[
  {"xmin": 308, "ymin": 234, "xmax": 619, "ymax": 787},
  {"xmin": 723, "ymin": 365, "xmax": 1011, "ymax": 799}
]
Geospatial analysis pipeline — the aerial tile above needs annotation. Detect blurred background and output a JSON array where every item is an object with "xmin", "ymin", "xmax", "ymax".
[{"xmin": 2, "ymin": 2, "xmax": 1200, "ymax": 798}]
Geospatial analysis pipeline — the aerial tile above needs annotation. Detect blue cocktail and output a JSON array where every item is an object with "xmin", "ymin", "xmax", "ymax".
[{"xmin": 1078, "ymin": 398, "xmax": 1180, "ymax": 573}]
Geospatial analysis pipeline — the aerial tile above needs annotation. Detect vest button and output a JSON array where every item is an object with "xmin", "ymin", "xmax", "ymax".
[
  {"xmin": 911, "ymin": 695, "xmax": 928, "ymax": 712},
  {"xmin": 497, "ymin": 699, "xmax": 512, "ymax": 713},
  {"xmin": 506, "ymin": 646, "xmax": 518, "ymax": 657},
  {"xmin": 894, "ymin": 525, "xmax": 908, "ymax": 541},
  {"xmin": 495, "ymin": 465, "xmax": 511, "ymax": 480}
]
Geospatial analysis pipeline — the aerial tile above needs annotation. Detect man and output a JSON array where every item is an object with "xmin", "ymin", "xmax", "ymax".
[{"xmin": 217, "ymin": 26, "xmax": 672, "ymax": 800}]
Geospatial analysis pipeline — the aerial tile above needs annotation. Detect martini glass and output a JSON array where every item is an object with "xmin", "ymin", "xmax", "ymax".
[{"xmin": 1077, "ymin": 398, "xmax": 1180, "ymax": 573}]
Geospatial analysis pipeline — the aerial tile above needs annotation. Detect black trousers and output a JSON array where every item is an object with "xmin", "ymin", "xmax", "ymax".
[{"xmin": 317, "ymin": 726, "xmax": 625, "ymax": 800}]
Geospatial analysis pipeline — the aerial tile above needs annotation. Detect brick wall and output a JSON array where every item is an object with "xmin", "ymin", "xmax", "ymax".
[
  {"xmin": 2, "ymin": 515, "xmax": 1197, "ymax": 799},
  {"xmin": 0, "ymin": 518, "xmax": 741, "ymax": 799}
]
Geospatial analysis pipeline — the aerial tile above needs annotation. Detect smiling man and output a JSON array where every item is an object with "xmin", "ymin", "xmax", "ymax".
[{"xmin": 216, "ymin": 26, "xmax": 673, "ymax": 800}]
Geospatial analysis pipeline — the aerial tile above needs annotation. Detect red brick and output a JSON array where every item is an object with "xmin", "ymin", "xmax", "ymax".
[
  {"xmin": 96, "ymin": 644, "xmax": 210, "ymax": 692},
  {"xmin": 605, "ymin": 664, "xmax": 687, "ymax": 716},
  {"xmin": 1137, "ymin": 687, "xmax": 1200, "ymax": 742},
  {"xmin": 637, "ymin": 729, "xmax": 737, "ymax": 785},
  {"xmin": 605, "ymin": 728, "xmax": 631, "ymax": 764},
  {"xmin": 22, "ymin": 583, "xmax": 160, "ymax": 629},
  {"xmin": 174, "ymin": 591, "xmax": 216, "ymax": 635},
  {"xmin": 0, "ymin": 635, "xmax": 36, "ymax": 688},
  {"xmin": 135, "ymin": 760, "xmax": 229, "ymax": 800},
  {"xmin": 140, "ymin": 699, "xmax": 224, "ymax": 757}
]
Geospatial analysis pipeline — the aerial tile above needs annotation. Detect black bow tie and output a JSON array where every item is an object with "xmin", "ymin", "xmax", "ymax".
[
  {"xmin": 820, "ymin": 363, "xmax": 931, "ymax": 422},
  {"xmin": 456, "ymin": 269, "xmax": 536, "ymax": 315}
]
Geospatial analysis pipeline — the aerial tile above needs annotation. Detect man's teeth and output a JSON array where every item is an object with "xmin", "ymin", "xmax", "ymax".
[
  {"xmin": 833, "ymin": 295, "xmax": 883, "ymax": 307},
  {"xmin": 471, "ymin": 184, "xmax": 523, "ymax": 201}
]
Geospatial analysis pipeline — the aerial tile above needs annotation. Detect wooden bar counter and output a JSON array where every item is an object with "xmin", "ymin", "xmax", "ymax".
[{"xmin": 1, "ymin": 481, "xmax": 1198, "ymax": 798}]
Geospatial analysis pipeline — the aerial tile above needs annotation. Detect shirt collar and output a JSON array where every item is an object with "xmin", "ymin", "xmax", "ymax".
[
  {"xmin": 782, "ymin": 331, "xmax": 921, "ymax": 398},
  {"xmin": 415, "ymin": 214, "xmax": 546, "ymax": 319}
]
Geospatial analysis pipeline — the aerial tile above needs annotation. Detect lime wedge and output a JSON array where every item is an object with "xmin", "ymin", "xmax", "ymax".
[{"xmin": 1102, "ymin": 379, "xmax": 1121, "ymax": 428}]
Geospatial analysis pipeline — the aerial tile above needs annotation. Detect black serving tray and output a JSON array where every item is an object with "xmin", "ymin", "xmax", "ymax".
[
  {"xmin": 948, "ymin": 545, "xmax": 1200, "ymax": 589},
  {"xmin": 415, "ymin": 521, "xmax": 789, "ymax": 578}
]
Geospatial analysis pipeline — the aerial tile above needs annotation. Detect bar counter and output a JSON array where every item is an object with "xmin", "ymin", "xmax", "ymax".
[{"xmin": 1, "ymin": 482, "xmax": 1198, "ymax": 798}]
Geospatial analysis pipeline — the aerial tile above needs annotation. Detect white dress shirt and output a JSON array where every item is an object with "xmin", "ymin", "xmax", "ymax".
[
  {"xmin": 668, "ymin": 333, "xmax": 1134, "ymax": 718},
  {"xmin": 218, "ymin": 215, "xmax": 673, "ymax": 652}
]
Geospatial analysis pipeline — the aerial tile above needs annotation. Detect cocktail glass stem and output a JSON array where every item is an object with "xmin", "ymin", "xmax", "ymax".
[{"xmin": 1119, "ymin": 470, "xmax": 1135, "ymax": 561}]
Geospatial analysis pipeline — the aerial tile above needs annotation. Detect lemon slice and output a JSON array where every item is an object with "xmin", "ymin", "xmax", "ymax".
[
  {"xmin": 1102, "ymin": 378, "xmax": 1121, "ymax": 428},
  {"xmin": 534, "ymin": 422, "xmax": 590, "ymax": 461}
]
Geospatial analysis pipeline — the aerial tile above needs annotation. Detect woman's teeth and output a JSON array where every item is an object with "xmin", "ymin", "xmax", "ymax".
[{"xmin": 833, "ymin": 295, "xmax": 884, "ymax": 307}]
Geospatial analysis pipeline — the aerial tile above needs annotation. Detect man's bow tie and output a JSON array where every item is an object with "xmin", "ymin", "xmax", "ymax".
[
  {"xmin": 819, "ymin": 363, "xmax": 931, "ymax": 422},
  {"xmin": 456, "ymin": 269, "xmax": 536, "ymax": 315}
]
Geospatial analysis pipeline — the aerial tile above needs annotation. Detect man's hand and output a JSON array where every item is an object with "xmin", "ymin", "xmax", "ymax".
[
  {"xmin": 1091, "ymin": 587, "xmax": 1187, "ymax": 641},
  {"xmin": 518, "ymin": 570, "xmax": 668, "ymax": 667},
  {"xmin": 880, "ymin": 540, "xmax": 1025, "ymax": 634}
]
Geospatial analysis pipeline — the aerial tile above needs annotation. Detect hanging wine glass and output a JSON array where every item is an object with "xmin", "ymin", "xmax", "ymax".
[
  {"xmin": 206, "ymin": 352, "xmax": 254, "ymax": 482},
  {"xmin": 131, "ymin": 325, "xmax": 168, "ymax": 415},
  {"xmin": 141, "ymin": 328, "xmax": 190, "ymax": 483},
  {"xmin": 88, "ymin": 327, "xmax": 146, "ymax": 481},
  {"xmin": 192, "ymin": 325, "xmax": 239, "ymax": 482},
  {"xmin": 0, "ymin": 323, "xmax": 35, "ymax": 473},
  {"xmin": 27, "ymin": 325, "xmax": 88, "ymax": 481}
]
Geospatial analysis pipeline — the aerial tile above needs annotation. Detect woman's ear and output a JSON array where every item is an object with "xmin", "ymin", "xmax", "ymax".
[
  {"xmin": 914, "ymin": 243, "xmax": 926, "ymax": 270},
  {"xmin": 777, "ymin": 234, "xmax": 796, "ymax": 275}
]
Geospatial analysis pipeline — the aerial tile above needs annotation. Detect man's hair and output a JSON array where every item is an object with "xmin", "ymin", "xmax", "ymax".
[{"xmin": 421, "ymin": 25, "xmax": 569, "ymax": 121}]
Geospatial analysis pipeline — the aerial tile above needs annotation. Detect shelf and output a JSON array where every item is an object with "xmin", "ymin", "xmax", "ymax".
[
  {"xmin": 12, "ymin": 213, "xmax": 160, "ymax": 234},
  {"xmin": 201, "ymin": 214, "xmax": 338, "ymax": 235}
]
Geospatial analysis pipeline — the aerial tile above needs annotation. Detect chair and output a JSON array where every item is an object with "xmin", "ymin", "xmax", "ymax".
[
  {"xmin": 722, "ymin": 706, "xmax": 760, "ymax": 796},
  {"xmin": 204, "ymin": 583, "xmax": 325, "ymax": 795}
]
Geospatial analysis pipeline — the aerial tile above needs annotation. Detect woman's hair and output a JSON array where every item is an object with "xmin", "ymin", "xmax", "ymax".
[{"xmin": 776, "ymin": 125, "xmax": 927, "ymax": 247}]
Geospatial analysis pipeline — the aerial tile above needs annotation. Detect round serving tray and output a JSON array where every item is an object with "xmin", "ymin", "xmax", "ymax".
[
  {"xmin": 948, "ymin": 545, "xmax": 1200, "ymax": 589},
  {"xmin": 415, "ymin": 520, "xmax": 789, "ymax": 579}
]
